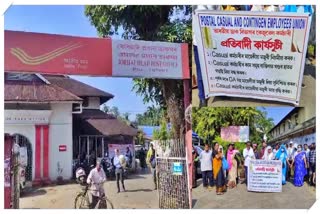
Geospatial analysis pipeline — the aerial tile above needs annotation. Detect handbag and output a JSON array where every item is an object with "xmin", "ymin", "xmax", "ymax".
[{"xmin": 222, "ymin": 157, "xmax": 229, "ymax": 171}]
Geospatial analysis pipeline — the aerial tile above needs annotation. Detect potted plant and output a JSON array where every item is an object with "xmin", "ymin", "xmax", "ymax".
[{"xmin": 56, "ymin": 162, "xmax": 63, "ymax": 185}]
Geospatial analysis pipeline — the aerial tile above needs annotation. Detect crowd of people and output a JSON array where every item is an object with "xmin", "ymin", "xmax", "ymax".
[{"xmin": 193, "ymin": 141, "xmax": 316, "ymax": 195}]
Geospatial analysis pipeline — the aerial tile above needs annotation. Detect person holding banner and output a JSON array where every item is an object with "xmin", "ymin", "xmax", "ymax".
[
  {"xmin": 292, "ymin": 145, "xmax": 308, "ymax": 187},
  {"xmin": 242, "ymin": 142, "xmax": 255, "ymax": 185},
  {"xmin": 226, "ymin": 143, "xmax": 239, "ymax": 189},
  {"xmin": 275, "ymin": 145, "xmax": 289, "ymax": 185},
  {"xmin": 212, "ymin": 143, "xmax": 226, "ymax": 195}
]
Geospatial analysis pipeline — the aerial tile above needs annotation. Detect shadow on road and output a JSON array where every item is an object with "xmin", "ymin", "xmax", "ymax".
[
  {"xmin": 192, "ymin": 199, "xmax": 198, "ymax": 208},
  {"xmin": 21, "ymin": 189, "xmax": 47, "ymax": 198},
  {"xmin": 125, "ymin": 188, "xmax": 153, "ymax": 193}
]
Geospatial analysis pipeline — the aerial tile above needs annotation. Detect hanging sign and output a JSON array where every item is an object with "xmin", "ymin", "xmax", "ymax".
[
  {"xmin": 194, "ymin": 11, "xmax": 311, "ymax": 105},
  {"xmin": 5, "ymin": 30, "xmax": 189, "ymax": 79}
]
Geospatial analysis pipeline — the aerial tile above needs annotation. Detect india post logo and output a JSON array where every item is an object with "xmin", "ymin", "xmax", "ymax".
[{"xmin": 10, "ymin": 43, "xmax": 83, "ymax": 65}]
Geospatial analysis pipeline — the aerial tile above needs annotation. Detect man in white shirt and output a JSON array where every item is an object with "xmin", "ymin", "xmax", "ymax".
[
  {"xmin": 243, "ymin": 142, "xmax": 255, "ymax": 185},
  {"xmin": 87, "ymin": 161, "xmax": 106, "ymax": 209},
  {"xmin": 113, "ymin": 149, "xmax": 126, "ymax": 193},
  {"xmin": 199, "ymin": 144, "xmax": 214, "ymax": 189}
]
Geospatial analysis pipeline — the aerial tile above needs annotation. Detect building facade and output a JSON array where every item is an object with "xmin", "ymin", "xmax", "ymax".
[
  {"xmin": 269, "ymin": 107, "xmax": 316, "ymax": 146},
  {"xmin": 4, "ymin": 73, "xmax": 137, "ymax": 185}
]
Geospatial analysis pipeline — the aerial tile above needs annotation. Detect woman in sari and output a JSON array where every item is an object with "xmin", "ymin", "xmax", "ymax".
[
  {"xmin": 226, "ymin": 143, "xmax": 239, "ymax": 189},
  {"xmin": 291, "ymin": 144, "xmax": 307, "ymax": 187},
  {"xmin": 275, "ymin": 144, "xmax": 289, "ymax": 185},
  {"xmin": 212, "ymin": 143, "xmax": 226, "ymax": 195}
]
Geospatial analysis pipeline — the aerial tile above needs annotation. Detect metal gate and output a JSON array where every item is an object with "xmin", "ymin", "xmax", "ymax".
[{"xmin": 156, "ymin": 139, "xmax": 190, "ymax": 209}]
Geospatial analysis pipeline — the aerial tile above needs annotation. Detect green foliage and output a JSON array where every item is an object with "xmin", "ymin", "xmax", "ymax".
[
  {"xmin": 135, "ymin": 105, "xmax": 165, "ymax": 126},
  {"xmin": 135, "ymin": 129, "xmax": 145, "ymax": 145},
  {"xmin": 192, "ymin": 107, "xmax": 274, "ymax": 146},
  {"xmin": 152, "ymin": 119, "xmax": 173, "ymax": 141}
]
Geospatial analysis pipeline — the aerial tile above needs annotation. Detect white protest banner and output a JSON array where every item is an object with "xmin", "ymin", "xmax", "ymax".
[
  {"xmin": 112, "ymin": 40, "xmax": 189, "ymax": 79},
  {"xmin": 194, "ymin": 11, "xmax": 311, "ymax": 105},
  {"xmin": 248, "ymin": 159, "xmax": 282, "ymax": 192},
  {"xmin": 108, "ymin": 144, "xmax": 133, "ymax": 158}
]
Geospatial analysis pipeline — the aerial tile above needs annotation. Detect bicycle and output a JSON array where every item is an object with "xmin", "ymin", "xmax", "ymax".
[{"xmin": 74, "ymin": 183, "xmax": 114, "ymax": 209}]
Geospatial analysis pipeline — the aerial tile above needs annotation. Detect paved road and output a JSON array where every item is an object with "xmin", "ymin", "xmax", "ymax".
[
  {"xmin": 192, "ymin": 179, "xmax": 316, "ymax": 209},
  {"xmin": 20, "ymin": 172, "xmax": 158, "ymax": 209}
]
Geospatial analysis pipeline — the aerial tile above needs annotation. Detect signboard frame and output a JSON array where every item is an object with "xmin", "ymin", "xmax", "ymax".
[
  {"xmin": 248, "ymin": 159, "xmax": 282, "ymax": 193},
  {"xmin": 194, "ymin": 10, "xmax": 312, "ymax": 105}
]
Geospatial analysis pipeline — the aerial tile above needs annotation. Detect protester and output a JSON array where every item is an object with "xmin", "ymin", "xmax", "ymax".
[
  {"xmin": 192, "ymin": 146, "xmax": 199, "ymax": 188},
  {"xmin": 259, "ymin": 141, "xmax": 267, "ymax": 159},
  {"xmin": 291, "ymin": 144, "xmax": 307, "ymax": 187},
  {"xmin": 199, "ymin": 144, "xmax": 214, "ymax": 189},
  {"xmin": 287, "ymin": 142, "xmax": 295, "ymax": 179},
  {"xmin": 113, "ymin": 149, "xmax": 126, "ymax": 193},
  {"xmin": 273, "ymin": 143, "xmax": 280, "ymax": 156},
  {"xmin": 219, "ymin": 145, "xmax": 227, "ymax": 178},
  {"xmin": 87, "ymin": 161, "xmax": 106, "ymax": 208},
  {"xmin": 147, "ymin": 143, "xmax": 158, "ymax": 190},
  {"xmin": 213, "ymin": 142, "xmax": 226, "ymax": 195},
  {"xmin": 264, "ymin": 146, "xmax": 274, "ymax": 160},
  {"xmin": 309, "ymin": 143, "xmax": 316, "ymax": 186},
  {"xmin": 275, "ymin": 145, "xmax": 289, "ymax": 185},
  {"xmin": 242, "ymin": 142, "xmax": 255, "ymax": 185},
  {"xmin": 226, "ymin": 143, "xmax": 239, "ymax": 189},
  {"xmin": 304, "ymin": 144, "xmax": 310, "ymax": 182},
  {"xmin": 253, "ymin": 144, "xmax": 259, "ymax": 159}
]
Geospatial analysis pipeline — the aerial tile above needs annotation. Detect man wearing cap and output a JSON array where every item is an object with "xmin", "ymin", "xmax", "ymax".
[{"xmin": 87, "ymin": 161, "xmax": 106, "ymax": 209}]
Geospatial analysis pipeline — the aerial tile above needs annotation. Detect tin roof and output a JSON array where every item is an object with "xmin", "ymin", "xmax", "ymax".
[
  {"xmin": 74, "ymin": 109, "xmax": 138, "ymax": 136},
  {"xmin": 43, "ymin": 75, "xmax": 114, "ymax": 104},
  {"xmin": 5, "ymin": 81, "xmax": 82, "ymax": 102}
]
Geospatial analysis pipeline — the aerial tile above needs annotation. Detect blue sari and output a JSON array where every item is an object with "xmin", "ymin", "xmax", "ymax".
[
  {"xmin": 294, "ymin": 151, "xmax": 307, "ymax": 187},
  {"xmin": 275, "ymin": 145, "xmax": 288, "ymax": 185}
]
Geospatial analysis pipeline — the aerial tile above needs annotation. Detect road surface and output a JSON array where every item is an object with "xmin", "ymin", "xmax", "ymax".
[
  {"xmin": 20, "ymin": 172, "xmax": 158, "ymax": 209},
  {"xmin": 192, "ymin": 179, "xmax": 316, "ymax": 209}
]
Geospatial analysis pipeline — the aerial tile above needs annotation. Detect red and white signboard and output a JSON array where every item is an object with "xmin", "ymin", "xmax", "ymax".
[
  {"xmin": 5, "ymin": 30, "xmax": 189, "ymax": 79},
  {"xmin": 59, "ymin": 145, "xmax": 67, "ymax": 152}
]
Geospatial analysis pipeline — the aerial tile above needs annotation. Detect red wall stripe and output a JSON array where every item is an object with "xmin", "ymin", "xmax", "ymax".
[
  {"xmin": 43, "ymin": 125, "xmax": 49, "ymax": 179},
  {"xmin": 35, "ymin": 125, "xmax": 41, "ymax": 179}
]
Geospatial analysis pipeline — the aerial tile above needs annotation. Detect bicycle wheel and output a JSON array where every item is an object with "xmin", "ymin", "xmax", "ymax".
[
  {"xmin": 74, "ymin": 193, "xmax": 89, "ymax": 209},
  {"xmin": 97, "ymin": 197, "xmax": 114, "ymax": 209}
]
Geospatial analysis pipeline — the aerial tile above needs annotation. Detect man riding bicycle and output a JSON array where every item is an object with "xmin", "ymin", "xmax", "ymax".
[{"xmin": 87, "ymin": 161, "xmax": 106, "ymax": 209}]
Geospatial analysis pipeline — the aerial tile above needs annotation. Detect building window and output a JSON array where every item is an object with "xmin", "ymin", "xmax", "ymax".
[
  {"xmin": 283, "ymin": 124, "xmax": 286, "ymax": 132},
  {"xmin": 82, "ymin": 97, "xmax": 89, "ymax": 107},
  {"xmin": 288, "ymin": 121, "xmax": 291, "ymax": 129},
  {"xmin": 5, "ymin": 73, "xmax": 38, "ymax": 81},
  {"xmin": 295, "ymin": 114, "xmax": 299, "ymax": 125}
]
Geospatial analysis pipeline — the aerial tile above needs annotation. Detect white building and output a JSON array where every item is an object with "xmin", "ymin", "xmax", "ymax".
[{"xmin": 4, "ymin": 73, "xmax": 137, "ymax": 186}]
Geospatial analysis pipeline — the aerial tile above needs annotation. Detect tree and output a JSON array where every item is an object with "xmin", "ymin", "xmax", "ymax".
[
  {"xmin": 192, "ymin": 107, "xmax": 274, "ymax": 144},
  {"xmin": 85, "ymin": 5, "xmax": 192, "ymax": 140},
  {"xmin": 102, "ymin": 104, "xmax": 120, "ymax": 117},
  {"xmin": 135, "ymin": 105, "xmax": 165, "ymax": 126}
]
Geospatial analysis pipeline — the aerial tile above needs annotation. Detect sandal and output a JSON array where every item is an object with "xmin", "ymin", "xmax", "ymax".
[{"xmin": 216, "ymin": 192, "xmax": 224, "ymax": 195}]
